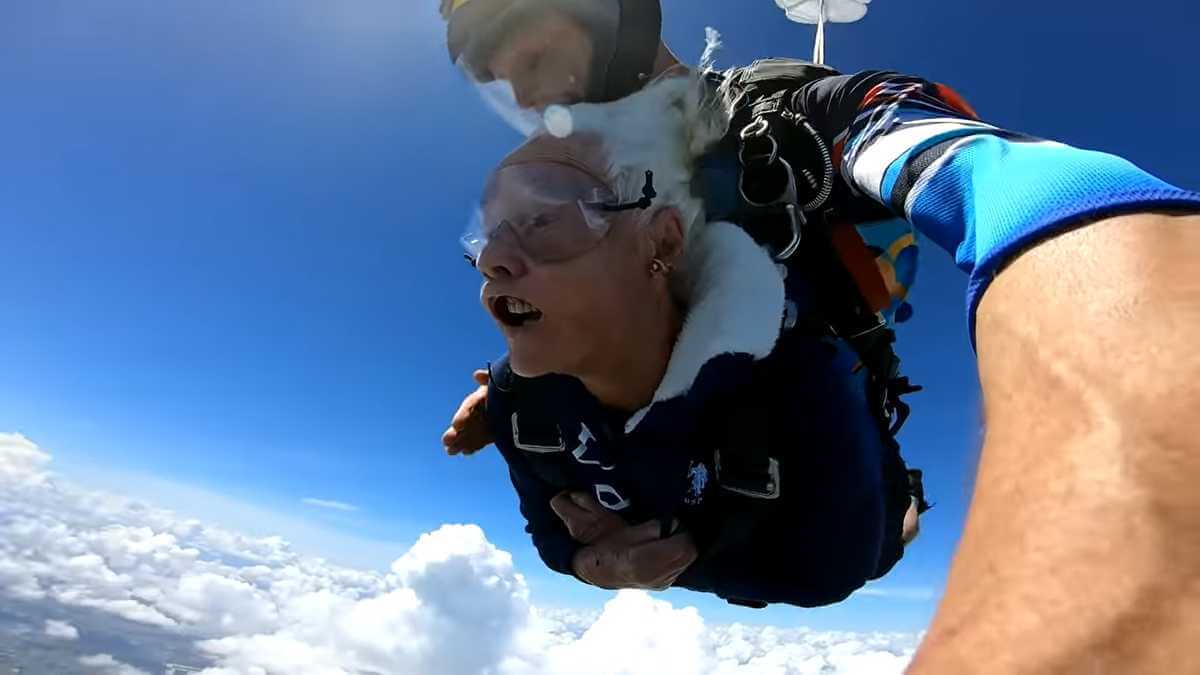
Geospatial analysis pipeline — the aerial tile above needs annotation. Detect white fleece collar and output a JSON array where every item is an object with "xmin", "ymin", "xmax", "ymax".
[{"xmin": 625, "ymin": 221, "xmax": 785, "ymax": 433}]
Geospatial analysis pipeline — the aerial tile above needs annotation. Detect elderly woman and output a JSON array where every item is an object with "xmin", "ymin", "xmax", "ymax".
[{"xmin": 462, "ymin": 77, "xmax": 923, "ymax": 608}]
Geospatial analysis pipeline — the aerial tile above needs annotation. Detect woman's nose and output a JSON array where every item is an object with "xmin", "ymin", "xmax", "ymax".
[{"xmin": 476, "ymin": 229, "xmax": 529, "ymax": 281}]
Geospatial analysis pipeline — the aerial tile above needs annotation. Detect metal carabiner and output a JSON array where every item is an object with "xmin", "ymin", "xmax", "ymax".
[
  {"xmin": 739, "ymin": 116, "xmax": 770, "ymax": 140},
  {"xmin": 775, "ymin": 204, "xmax": 804, "ymax": 261}
]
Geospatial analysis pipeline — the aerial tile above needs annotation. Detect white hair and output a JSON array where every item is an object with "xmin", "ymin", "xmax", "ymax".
[{"xmin": 563, "ymin": 72, "xmax": 730, "ymax": 242}]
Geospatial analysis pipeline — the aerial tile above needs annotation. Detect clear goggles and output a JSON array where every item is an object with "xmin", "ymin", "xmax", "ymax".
[
  {"xmin": 449, "ymin": 0, "xmax": 619, "ymax": 135},
  {"xmin": 462, "ymin": 163, "xmax": 656, "ymax": 266}
]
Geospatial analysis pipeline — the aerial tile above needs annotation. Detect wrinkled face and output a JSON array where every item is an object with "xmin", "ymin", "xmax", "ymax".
[
  {"xmin": 485, "ymin": 9, "xmax": 595, "ymax": 110},
  {"xmin": 475, "ymin": 164, "xmax": 654, "ymax": 379}
]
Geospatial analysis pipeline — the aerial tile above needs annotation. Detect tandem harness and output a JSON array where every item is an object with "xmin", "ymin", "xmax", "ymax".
[
  {"xmin": 690, "ymin": 61, "xmax": 929, "ymax": 607},
  {"xmin": 703, "ymin": 58, "xmax": 923, "ymax": 498}
]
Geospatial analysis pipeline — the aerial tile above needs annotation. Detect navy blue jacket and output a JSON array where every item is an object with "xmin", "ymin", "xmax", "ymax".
[{"xmin": 486, "ymin": 222, "xmax": 913, "ymax": 608}]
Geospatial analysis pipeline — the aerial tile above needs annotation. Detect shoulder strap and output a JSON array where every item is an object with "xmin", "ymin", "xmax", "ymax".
[{"xmin": 723, "ymin": 58, "xmax": 841, "ymax": 112}]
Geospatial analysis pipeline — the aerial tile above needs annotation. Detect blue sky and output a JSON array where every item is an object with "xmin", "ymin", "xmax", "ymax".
[{"xmin": 1, "ymin": 0, "xmax": 1196, "ymax": 635}]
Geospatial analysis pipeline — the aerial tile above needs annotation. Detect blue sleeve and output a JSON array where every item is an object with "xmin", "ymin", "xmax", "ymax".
[
  {"xmin": 903, "ymin": 137, "xmax": 1200, "ymax": 343},
  {"xmin": 824, "ymin": 72, "xmax": 1200, "ymax": 343}
]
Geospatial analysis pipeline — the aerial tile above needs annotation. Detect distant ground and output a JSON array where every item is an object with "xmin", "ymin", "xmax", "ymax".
[{"xmin": 0, "ymin": 598, "xmax": 210, "ymax": 674}]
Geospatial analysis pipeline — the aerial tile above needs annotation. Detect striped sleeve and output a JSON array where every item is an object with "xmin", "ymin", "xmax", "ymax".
[{"xmin": 809, "ymin": 72, "xmax": 1200, "ymax": 343}]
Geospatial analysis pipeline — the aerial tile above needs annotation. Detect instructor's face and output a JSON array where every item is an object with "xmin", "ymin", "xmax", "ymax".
[{"xmin": 486, "ymin": 10, "xmax": 594, "ymax": 110}]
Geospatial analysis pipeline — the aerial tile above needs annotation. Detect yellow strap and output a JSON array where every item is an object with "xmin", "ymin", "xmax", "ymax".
[
  {"xmin": 887, "ymin": 232, "xmax": 917, "ymax": 261},
  {"xmin": 451, "ymin": 0, "xmax": 476, "ymax": 12}
]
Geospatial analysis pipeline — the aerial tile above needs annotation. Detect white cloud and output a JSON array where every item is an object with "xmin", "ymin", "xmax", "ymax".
[
  {"xmin": 0, "ymin": 433, "xmax": 922, "ymax": 674},
  {"xmin": 78, "ymin": 653, "xmax": 152, "ymax": 675},
  {"xmin": 301, "ymin": 497, "xmax": 360, "ymax": 512},
  {"xmin": 856, "ymin": 585, "xmax": 939, "ymax": 602},
  {"xmin": 44, "ymin": 618, "xmax": 80, "ymax": 640},
  {"xmin": 539, "ymin": 592, "xmax": 710, "ymax": 675},
  {"xmin": 0, "ymin": 432, "xmax": 52, "ymax": 484},
  {"xmin": 57, "ymin": 461, "xmax": 406, "ymax": 570}
]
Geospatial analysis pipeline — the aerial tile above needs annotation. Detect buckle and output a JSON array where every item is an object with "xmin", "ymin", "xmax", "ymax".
[
  {"xmin": 738, "ymin": 123, "xmax": 779, "ymax": 168},
  {"xmin": 739, "ymin": 116, "xmax": 771, "ymax": 141},
  {"xmin": 738, "ymin": 156, "xmax": 805, "ymax": 262},
  {"xmin": 840, "ymin": 313, "xmax": 888, "ymax": 341},
  {"xmin": 775, "ymin": 203, "xmax": 803, "ymax": 261},
  {"xmin": 715, "ymin": 450, "xmax": 781, "ymax": 500},
  {"xmin": 884, "ymin": 377, "xmax": 923, "ymax": 436}
]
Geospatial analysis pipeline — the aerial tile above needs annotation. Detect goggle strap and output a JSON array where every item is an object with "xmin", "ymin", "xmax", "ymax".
[
  {"xmin": 599, "ymin": 171, "xmax": 657, "ymax": 212},
  {"xmin": 463, "ymin": 170, "xmax": 656, "ymax": 266}
]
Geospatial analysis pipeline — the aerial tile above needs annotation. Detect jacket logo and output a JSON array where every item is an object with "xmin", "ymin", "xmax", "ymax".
[
  {"xmin": 684, "ymin": 461, "xmax": 710, "ymax": 506},
  {"xmin": 572, "ymin": 424, "xmax": 614, "ymax": 471}
]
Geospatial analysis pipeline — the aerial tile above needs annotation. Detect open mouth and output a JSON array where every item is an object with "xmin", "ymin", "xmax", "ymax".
[{"xmin": 492, "ymin": 295, "xmax": 544, "ymax": 328}]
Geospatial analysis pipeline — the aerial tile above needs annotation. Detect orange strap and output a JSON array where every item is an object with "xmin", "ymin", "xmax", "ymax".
[{"xmin": 830, "ymin": 223, "xmax": 892, "ymax": 313}]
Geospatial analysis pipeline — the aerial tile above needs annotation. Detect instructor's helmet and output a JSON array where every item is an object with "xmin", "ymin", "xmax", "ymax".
[{"xmin": 443, "ymin": 0, "xmax": 663, "ymax": 110}]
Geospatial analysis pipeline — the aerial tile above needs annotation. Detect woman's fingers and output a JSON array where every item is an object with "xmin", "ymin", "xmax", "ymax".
[
  {"xmin": 631, "ymin": 533, "xmax": 698, "ymax": 574},
  {"xmin": 609, "ymin": 533, "xmax": 697, "ymax": 589},
  {"xmin": 569, "ymin": 491, "xmax": 611, "ymax": 515},
  {"xmin": 441, "ymin": 426, "xmax": 458, "ymax": 453},
  {"xmin": 552, "ymin": 493, "xmax": 640, "ymax": 544},
  {"xmin": 573, "ymin": 529, "xmax": 697, "ymax": 590},
  {"xmin": 551, "ymin": 492, "xmax": 610, "ymax": 543},
  {"xmin": 572, "ymin": 546, "xmax": 621, "ymax": 590},
  {"xmin": 550, "ymin": 491, "xmax": 591, "ymax": 525},
  {"xmin": 453, "ymin": 386, "xmax": 487, "ymax": 428}
]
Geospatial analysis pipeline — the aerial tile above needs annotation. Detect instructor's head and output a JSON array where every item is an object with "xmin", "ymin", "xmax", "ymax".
[{"xmin": 442, "ymin": 0, "xmax": 671, "ymax": 108}]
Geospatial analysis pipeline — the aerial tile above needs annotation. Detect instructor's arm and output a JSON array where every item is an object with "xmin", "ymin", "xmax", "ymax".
[{"xmin": 909, "ymin": 212, "xmax": 1200, "ymax": 674}]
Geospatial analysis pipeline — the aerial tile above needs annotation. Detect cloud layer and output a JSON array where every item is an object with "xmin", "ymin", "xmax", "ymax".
[
  {"xmin": 78, "ymin": 653, "xmax": 151, "ymax": 675},
  {"xmin": 44, "ymin": 619, "xmax": 79, "ymax": 640},
  {"xmin": 0, "ymin": 433, "xmax": 920, "ymax": 674},
  {"xmin": 300, "ymin": 498, "xmax": 360, "ymax": 512}
]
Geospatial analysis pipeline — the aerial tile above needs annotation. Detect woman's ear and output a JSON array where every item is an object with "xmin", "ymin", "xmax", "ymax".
[{"xmin": 648, "ymin": 207, "xmax": 686, "ymax": 268}]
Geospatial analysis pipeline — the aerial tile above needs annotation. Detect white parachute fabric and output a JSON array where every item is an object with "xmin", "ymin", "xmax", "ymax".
[
  {"xmin": 774, "ymin": 0, "xmax": 872, "ymax": 64},
  {"xmin": 776, "ymin": 0, "xmax": 871, "ymax": 23}
]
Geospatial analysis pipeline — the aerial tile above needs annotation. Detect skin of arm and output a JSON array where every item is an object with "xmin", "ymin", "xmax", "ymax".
[{"xmin": 908, "ymin": 212, "xmax": 1200, "ymax": 674}]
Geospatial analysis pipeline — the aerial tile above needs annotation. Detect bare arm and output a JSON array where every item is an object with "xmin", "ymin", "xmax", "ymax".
[{"xmin": 909, "ymin": 213, "xmax": 1200, "ymax": 673}]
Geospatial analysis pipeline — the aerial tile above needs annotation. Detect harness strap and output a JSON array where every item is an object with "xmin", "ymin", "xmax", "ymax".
[{"xmin": 693, "ymin": 64, "xmax": 929, "ymax": 606}]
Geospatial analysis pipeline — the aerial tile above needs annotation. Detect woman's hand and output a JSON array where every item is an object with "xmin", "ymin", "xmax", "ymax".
[
  {"xmin": 553, "ymin": 490, "xmax": 696, "ymax": 590},
  {"xmin": 571, "ymin": 521, "xmax": 698, "ymax": 591},
  {"xmin": 550, "ymin": 491, "xmax": 627, "ymax": 544},
  {"xmin": 442, "ymin": 370, "xmax": 493, "ymax": 455}
]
